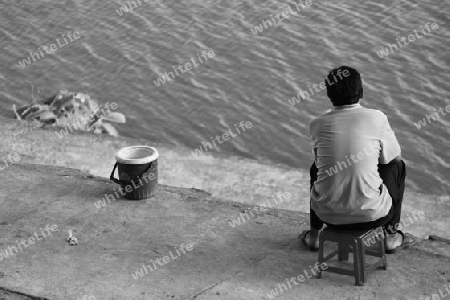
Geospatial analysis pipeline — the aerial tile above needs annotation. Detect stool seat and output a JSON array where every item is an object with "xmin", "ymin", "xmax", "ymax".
[{"xmin": 316, "ymin": 226, "xmax": 388, "ymax": 286}]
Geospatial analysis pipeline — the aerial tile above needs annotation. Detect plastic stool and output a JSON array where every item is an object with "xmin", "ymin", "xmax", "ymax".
[{"xmin": 316, "ymin": 226, "xmax": 388, "ymax": 286}]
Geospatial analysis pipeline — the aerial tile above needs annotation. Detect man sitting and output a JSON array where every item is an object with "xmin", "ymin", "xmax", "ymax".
[{"xmin": 302, "ymin": 66, "xmax": 410, "ymax": 254}]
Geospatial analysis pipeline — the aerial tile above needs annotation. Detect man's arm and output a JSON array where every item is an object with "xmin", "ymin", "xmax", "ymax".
[{"xmin": 379, "ymin": 115, "xmax": 401, "ymax": 164}]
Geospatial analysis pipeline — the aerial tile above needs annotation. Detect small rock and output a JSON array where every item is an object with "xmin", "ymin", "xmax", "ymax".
[{"xmin": 67, "ymin": 229, "xmax": 78, "ymax": 245}]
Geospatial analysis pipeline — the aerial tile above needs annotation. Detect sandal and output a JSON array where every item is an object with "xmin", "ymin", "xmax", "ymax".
[
  {"xmin": 385, "ymin": 230, "xmax": 415, "ymax": 254},
  {"xmin": 300, "ymin": 230, "xmax": 319, "ymax": 252}
]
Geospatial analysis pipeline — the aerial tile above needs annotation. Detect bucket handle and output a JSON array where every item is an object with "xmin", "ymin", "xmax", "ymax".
[{"xmin": 110, "ymin": 162, "xmax": 153, "ymax": 186}]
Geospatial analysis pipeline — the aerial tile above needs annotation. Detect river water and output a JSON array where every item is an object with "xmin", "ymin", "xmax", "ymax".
[{"xmin": 0, "ymin": 1, "xmax": 448, "ymax": 230}]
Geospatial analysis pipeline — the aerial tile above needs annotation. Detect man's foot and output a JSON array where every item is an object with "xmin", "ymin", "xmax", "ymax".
[
  {"xmin": 385, "ymin": 232, "xmax": 403, "ymax": 250},
  {"xmin": 300, "ymin": 229, "xmax": 321, "ymax": 251}
]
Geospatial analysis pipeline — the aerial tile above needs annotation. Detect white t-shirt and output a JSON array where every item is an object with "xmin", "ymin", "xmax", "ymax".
[{"xmin": 310, "ymin": 103, "xmax": 401, "ymax": 224}]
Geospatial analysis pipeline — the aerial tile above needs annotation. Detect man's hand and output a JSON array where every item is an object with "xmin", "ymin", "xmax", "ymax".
[
  {"xmin": 383, "ymin": 155, "xmax": 402, "ymax": 165},
  {"xmin": 393, "ymin": 155, "xmax": 402, "ymax": 162}
]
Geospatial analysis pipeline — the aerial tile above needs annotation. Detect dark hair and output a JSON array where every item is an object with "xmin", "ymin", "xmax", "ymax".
[{"xmin": 325, "ymin": 66, "xmax": 363, "ymax": 106}]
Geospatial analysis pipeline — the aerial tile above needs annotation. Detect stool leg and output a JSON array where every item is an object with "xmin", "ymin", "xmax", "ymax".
[
  {"xmin": 353, "ymin": 239, "xmax": 364, "ymax": 286},
  {"xmin": 316, "ymin": 236, "xmax": 325, "ymax": 279},
  {"xmin": 380, "ymin": 234, "xmax": 388, "ymax": 270},
  {"xmin": 358, "ymin": 239, "xmax": 367, "ymax": 284},
  {"xmin": 338, "ymin": 241, "xmax": 349, "ymax": 261}
]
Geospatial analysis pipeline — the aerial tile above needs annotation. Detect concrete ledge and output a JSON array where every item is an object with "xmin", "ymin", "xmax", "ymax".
[
  {"xmin": 1, "ymin": 116, "xmax": 449, "ymax": 242},
  {"xmin": 0, "ymin": 164, "xmax": 449, "ymax": 299}
]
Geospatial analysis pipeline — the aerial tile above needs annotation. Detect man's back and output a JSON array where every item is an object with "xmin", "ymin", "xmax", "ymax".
[{"xmin": 310, "ymin": 104, "xmax": 401, "ymax": 225}]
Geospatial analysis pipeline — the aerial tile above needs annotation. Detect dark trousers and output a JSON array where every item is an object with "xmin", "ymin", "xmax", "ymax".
[{"xmin": 310, "ymin": 159, "xmax": 406, "ymax": 234}]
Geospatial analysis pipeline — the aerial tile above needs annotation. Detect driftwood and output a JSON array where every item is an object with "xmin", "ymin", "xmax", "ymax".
[{"xmin": 13, "ymin": 90, "xmax": 126, "ymax": 136}]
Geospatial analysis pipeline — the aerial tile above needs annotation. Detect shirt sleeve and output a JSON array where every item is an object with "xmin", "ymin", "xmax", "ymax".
[{"xmin": 379, "ymin": 116, "xmax": 401, "ymax": 164}]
